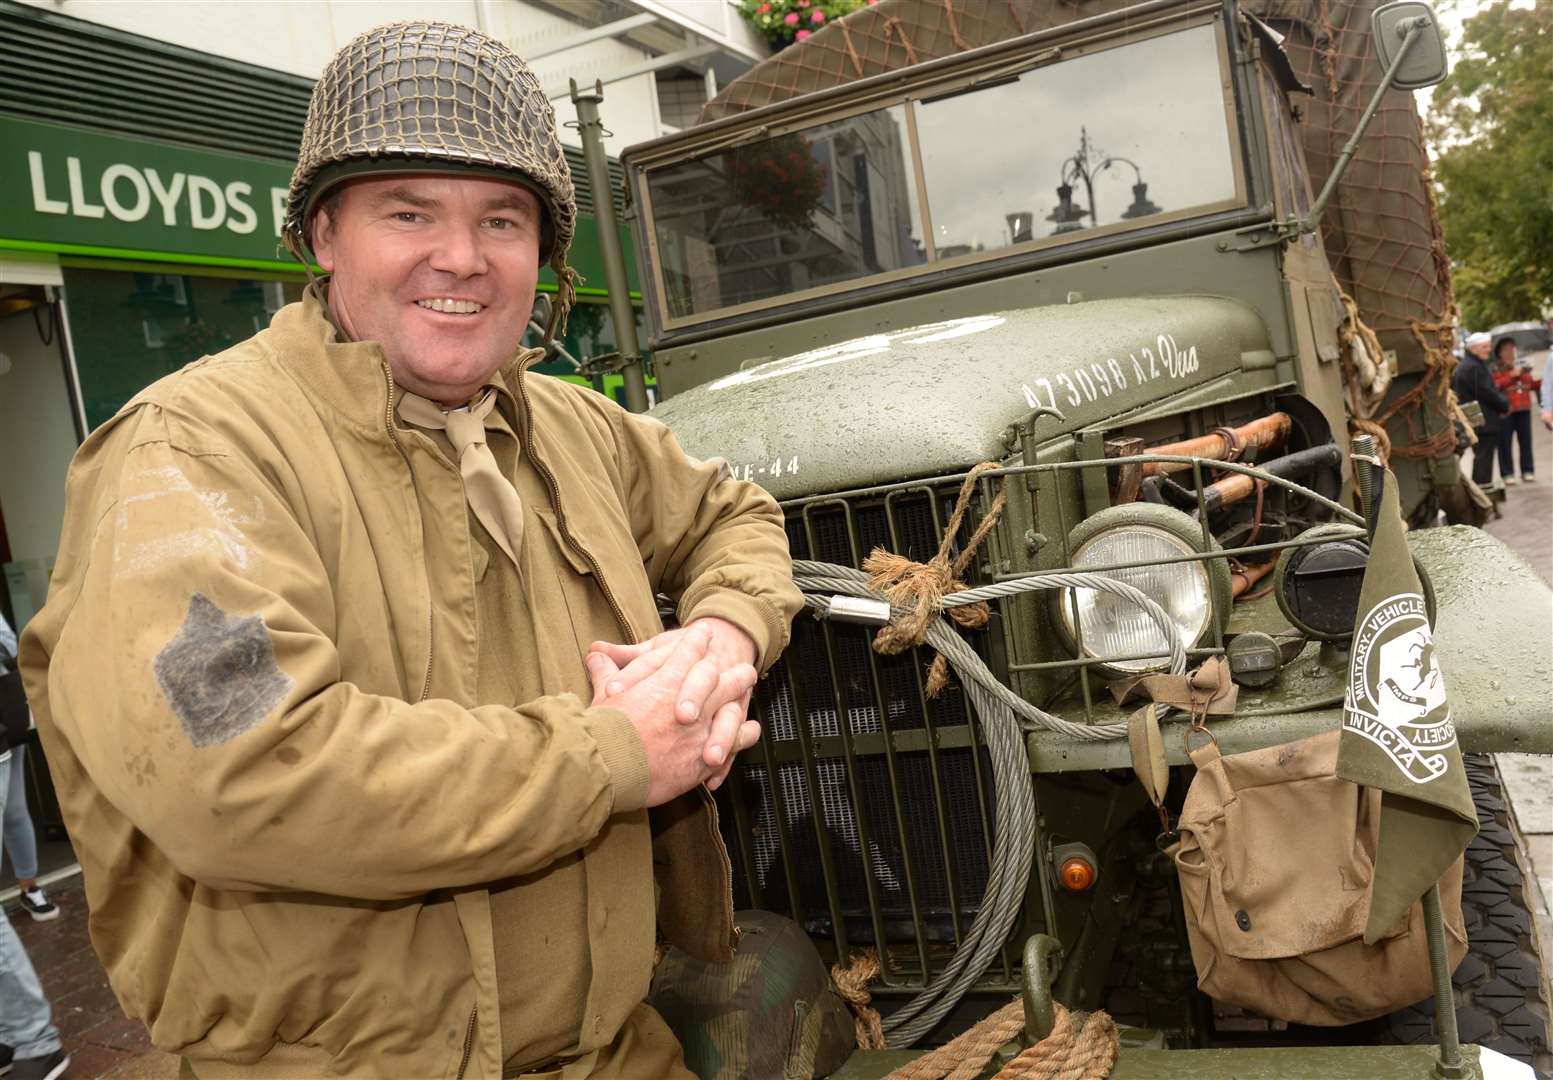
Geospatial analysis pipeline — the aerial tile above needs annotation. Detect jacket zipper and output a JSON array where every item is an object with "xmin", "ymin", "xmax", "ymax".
[
  {"xmin": 514, "ymin": 373, "xmax": 639, "ymax": 647},
  {"xmin": 381, "ymin": 360, "xmax": 436, "ymax": 703},
  {"xmin": 455, "ymin": 1006, "xmax": 477, "ymax": 1079}
]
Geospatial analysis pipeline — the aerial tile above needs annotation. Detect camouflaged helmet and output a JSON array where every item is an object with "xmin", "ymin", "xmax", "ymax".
[
  {"xmin": 650, "ymin": 911, "xmax": 855, "ymax": 1079},
  {"xmin": 285, "ymin": 20, "xmax": 578, "ymax": 326}
]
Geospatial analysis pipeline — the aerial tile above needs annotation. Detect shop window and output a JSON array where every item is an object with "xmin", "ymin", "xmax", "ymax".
[{"xmin": 61, "ymin": 267, "xmax": 304, "ymax": 430}]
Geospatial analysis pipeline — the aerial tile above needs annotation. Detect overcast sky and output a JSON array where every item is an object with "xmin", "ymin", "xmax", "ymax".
[{"xmin": 911, "ymin": 23, "xmax": 1234, "ymax": 251}]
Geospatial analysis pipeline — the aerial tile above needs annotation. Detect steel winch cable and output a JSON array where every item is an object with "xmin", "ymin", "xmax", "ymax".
[
  {"xmin": 792, "ymin": 562, "xmax": 1186, "ymax": 742},
  {"xmin": 790, "ymin": 560, "xmax": 1186, "ymax": 1046}
]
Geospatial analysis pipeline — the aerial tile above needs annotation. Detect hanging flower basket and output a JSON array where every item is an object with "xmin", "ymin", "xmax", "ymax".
[
  {"xmin": 729, "ymin": 132, "xmax": 829, "ymax": 228},
  {"xmin": 737, "ymin": 0, "xmax": 869, "ymax": 50}
]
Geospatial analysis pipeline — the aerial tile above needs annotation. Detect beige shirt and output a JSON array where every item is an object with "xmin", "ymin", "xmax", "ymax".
[{"xmin": 408, "ymin": 392, "xmax": 655, "ymax": 1072}]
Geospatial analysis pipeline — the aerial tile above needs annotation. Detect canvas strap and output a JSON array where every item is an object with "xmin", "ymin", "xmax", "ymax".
[{"xmin": 398, "ymin": 388, "xmax": 526, "ymax": 568}]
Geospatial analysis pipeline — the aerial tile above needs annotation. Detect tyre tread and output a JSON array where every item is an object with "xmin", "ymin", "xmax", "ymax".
[{"xmin": 1375, "ymin": 754, "xmax": 1553, "ymax": 1077}]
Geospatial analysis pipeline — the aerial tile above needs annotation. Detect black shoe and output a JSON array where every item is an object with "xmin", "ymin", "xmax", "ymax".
[
  {"xmin": 17, "ymin": 889, "xmax": 58, "ymax": 922},
  {"xmin": 0, "ymin": 1042, "xmax": 13, "ymax": 1075},
  {"xmin": 10, "ymin": 1050, "xmax": 68, "ymax": 1080}
]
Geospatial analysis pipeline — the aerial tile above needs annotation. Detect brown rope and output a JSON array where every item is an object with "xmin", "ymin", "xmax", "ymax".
[
  {"xmin": 884, "ymin": 1000, "xmax": 1026, "ymax": 1080},
  {"xmin": 863, "ymin": 462, "xmax": 1007, "ymax": 697},
  {"xmin": 1242, "ymin": 478, "xmax": 1267, "ymax": 550},
  {"xmin": 1364, "ymin": 318, "xmax": 1463, "ymax": 461},
  {"xmin": 1348, "ymin": 418, "xmax": 1392, "ymax": 464},
  {"xmin": 883, "ymin": 16, "xmax": 920, "ymax": 67},
  {"xmin": 833, "ymin": 950, "xmax": 887, "ymax": 1051},
  {"xmin": 1004, "ymin": 0, "xmax": 1027, "ymax": 35},
  {"xmin": 998, "ymin": 1005, "xmax": 1119, "ymax": 1080},
  {"xmin": 941, "ymin": 0, "xmax": 971, "ymax": 51},
  {"xmin": 883, "ymin": 1001, "xmax": 1119, "ymax": 1080},
  {"xmin": 838, "ymin": 19, "xmax": 866, "ymax": 78}
]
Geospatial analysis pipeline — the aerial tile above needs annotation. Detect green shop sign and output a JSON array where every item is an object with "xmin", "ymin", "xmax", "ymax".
[
  {"xmin": 1, "ymin": 115, "xmax": 296, "ymax": 268},
  {"xmin": 0, "ymin": 114, "xmax": 638, "ymax": 293}
]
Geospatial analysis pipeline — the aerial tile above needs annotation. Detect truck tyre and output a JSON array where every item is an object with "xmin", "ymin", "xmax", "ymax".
[{"xmin": 1372, "ymin": 753, "xmax": 1552, "ymax": 1076}]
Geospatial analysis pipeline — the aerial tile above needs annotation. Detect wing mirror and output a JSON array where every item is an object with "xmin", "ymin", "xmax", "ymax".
[
  {"xmin": 1295, "ymin": 1, "xmax": 1448, "ymax": 235},
  {"xmin": 1372, "ymin": 1, "xmax": 1449, "ymax": 90}
]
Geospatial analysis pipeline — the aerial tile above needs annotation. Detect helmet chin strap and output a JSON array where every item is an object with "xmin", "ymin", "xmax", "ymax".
[{"xmin": 283, "ymin": 230, "xmax": 326, "ymax": 292}]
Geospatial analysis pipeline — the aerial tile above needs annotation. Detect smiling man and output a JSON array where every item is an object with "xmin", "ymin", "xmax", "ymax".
[{"xmin": 19, "ymin": 21, "xmax": 800, "ymax": 1080}]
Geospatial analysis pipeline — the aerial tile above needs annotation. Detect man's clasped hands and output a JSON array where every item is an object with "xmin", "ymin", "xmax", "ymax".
[{"xmin": 586, "ymin": 616, "xmax": 761, "ymax": 807}]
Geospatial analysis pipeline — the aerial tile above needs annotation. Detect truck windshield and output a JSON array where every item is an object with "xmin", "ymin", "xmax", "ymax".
[{"xmin": 642, "ymin": 20, "xmax": 1241, "ymax": 325}]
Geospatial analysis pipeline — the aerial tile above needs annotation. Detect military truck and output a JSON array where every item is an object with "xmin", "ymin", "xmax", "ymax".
[{"xmin": 604, "ymin": 0, "xmax": 1553, "ymax": 1075}]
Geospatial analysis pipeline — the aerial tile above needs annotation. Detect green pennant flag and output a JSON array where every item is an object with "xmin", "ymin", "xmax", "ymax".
[{"xmin": 1336, "ymin": 467, "xmax": 1477, "ymax": 945}]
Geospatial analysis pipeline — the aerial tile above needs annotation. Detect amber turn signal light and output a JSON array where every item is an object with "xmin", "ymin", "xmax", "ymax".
[{"xmin": 1058, "ymin": 856, "xmax": 1097, "ymax": 892}]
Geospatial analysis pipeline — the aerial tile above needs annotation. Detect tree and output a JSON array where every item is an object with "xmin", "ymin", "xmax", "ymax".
[{"xmin": 1428, "ymin": 0, "xmax": 1553, "ymax": 329}]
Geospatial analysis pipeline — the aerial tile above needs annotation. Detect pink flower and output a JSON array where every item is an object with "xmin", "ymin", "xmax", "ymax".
[
  {"xmin": 811, "ymin": 9, "xmax": 825, "ymax": 21},
  {"xmin": 798, "ymin": 0, "xmax": 809, "ymax": 6},
  {"xmin": 757, "ymin": 2, "xmax": 769, "ymax": 10},
  {"xmin": 784, "ymin": 10, "xmax": 799, "ymax": 24},
  {"xmin": 796, "ymin": 28, "xmax": 811, "ymax": 39}
]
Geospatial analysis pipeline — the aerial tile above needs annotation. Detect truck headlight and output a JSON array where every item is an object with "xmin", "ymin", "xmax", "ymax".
[{"xmin": 1054, "ymin": 505, "xmax": 1231, "ymax": 674}]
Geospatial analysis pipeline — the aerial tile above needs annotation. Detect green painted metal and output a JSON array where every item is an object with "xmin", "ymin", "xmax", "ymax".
[
  {"xmin": 569, "ymin": 83, "xmax": 649, "ymax": 413},
  {"xmin": 625, "ymin": 3, "xmax": 1541, "ymax": 1069},
  {"xmin": 650, "ymin": 232, "xmax": 1295, "ymax": 398},
  {"xmin": 1021, "ymin": 525, "xmax": 1552, "ymax": 772},
  {"xmin": 1110, "ymin": 1044, "xmax": 1488, "ymax": 1079},
  {"xmin": 651, "ymin": 296, "xmax": 1272, "ymax": 501},
  {"xmin": 1022, "ymin": 935, "xmax": 1064, "ymax": 1041},
  {"xmin": 826, "ymin": 1043, "xmax": 1488, "ymax": 1080}
]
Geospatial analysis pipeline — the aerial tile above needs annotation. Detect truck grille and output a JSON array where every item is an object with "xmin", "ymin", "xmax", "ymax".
[{"xmin": 717, "ymin": 484, "xmax": 1004, "ymax": 989}]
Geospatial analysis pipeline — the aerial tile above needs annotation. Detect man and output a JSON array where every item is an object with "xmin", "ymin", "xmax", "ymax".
[
  {"xmin": 1452, "ymin": 331, "xmax": 1509, "ymax": 487},
  {"xmin": 19, "ymin": 21, "xmax": 801, "ymax": 1079}
]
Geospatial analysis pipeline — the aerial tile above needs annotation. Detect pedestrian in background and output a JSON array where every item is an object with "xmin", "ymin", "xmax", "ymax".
[
  {"xmin": 1490, "ymin": 334, "xmax": 1539, "ymax": 483},
  {"xmin": 0, "ymin": 611, "xmax": 58, "ymax": 924},
  {"xmin": 1453, "ymin": 331, "xmax": 1509, "ymax": 487},
  {"xmin": 0, "ymin": 614, "xmax": 70, "ymax": 1080},
  {"xmin": 4, "ymin": 749, "xmax": 58, "ymax": 923},
  {"xmin": 1541, "ymin": 350, "xmax": 1552, "ymax": 431}
]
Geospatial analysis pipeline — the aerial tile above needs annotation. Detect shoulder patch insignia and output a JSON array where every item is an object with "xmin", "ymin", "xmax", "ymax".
[
  {"xmin": 154, "ymin": 593, "xmax": 293, "ymax": 748},
  {"xmin": 1342, "ymin": 592, "xmax": 1456, "ymax": 784}
]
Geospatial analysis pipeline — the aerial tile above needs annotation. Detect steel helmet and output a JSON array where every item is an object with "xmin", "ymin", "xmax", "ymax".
[
  {"xmin": 284, "ymin": 20, "xmax": 578, "ymax": 328},
  {"xmin": 649, "ymin": 911, "xmax": 856, "ymax": 1079}
]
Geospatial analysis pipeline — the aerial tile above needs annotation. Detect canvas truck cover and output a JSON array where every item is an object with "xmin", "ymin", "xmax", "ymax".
[{"xmin": 700, "ymin": 0, "xmax": 1453, "ymax": 375}]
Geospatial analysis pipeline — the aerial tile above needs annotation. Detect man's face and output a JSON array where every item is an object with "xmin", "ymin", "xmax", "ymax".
[
  {"xmin": 1468, "ymin": 339, "xmax": 1492, "ymax": 360},
  {"xmin": 310, "ymin": 174, "xmax": 542, "ymax": 406}
]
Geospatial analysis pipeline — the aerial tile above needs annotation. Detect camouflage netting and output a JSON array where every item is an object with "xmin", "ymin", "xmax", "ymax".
[{"xmin": 702, "ymin": 0, "xmax": 1454, "ymax": 377}]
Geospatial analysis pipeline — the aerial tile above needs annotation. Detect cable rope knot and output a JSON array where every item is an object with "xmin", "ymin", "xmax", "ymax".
[
  {"xmin": 878, "ymin": 999, "xmax": 1119, "ymax": 1080},
  {"xmin": 862, "ymin": 462, "xmax": 1008, "ymax": 697},
  {"xmin": 832, "ymin": 949, "xmax": 887, "ymax": 1051}
]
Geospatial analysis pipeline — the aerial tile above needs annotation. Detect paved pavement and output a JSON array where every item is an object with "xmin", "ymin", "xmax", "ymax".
[
  {"xmin": 9, "ymin": 425, "xmax": 1552, "ymax": 1080},
  {"xmin": 10, "ymin": 879, "xmax": 177, "ymax": 1079}
]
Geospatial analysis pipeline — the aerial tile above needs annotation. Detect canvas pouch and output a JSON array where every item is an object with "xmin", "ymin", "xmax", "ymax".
[{"xmin": 1164, "ymin": 729, "xmax": 1466, "ymax": 1026}]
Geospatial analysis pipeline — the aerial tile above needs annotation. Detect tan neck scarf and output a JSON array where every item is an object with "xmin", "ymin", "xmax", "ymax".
[{"xmin": 397, "ymin": 388, "xmax": 526, "ymax": 568}]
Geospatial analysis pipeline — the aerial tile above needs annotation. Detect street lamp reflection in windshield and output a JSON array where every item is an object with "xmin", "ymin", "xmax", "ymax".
[{"xmin": 1034, "ymin": 127, "xmax": 1164, "ymax": 237}]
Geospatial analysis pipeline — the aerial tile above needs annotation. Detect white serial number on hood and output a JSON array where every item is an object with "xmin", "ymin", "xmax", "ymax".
[{"xmin": 1021, "ymin": 334, "xmax": 1201, "ymax": 417}]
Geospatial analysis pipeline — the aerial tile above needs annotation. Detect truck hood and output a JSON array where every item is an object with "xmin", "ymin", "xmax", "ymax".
[{"xmin": 649, "ymin": 296, "xmax": 1274, "ymax": 500}]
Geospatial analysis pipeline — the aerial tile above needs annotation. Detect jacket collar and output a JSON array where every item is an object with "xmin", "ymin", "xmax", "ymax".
[{"xmin": 266, "ymin": 284, "xmax": 544, "ymax": 436}]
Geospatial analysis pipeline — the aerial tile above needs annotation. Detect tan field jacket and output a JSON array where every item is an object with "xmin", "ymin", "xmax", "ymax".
[{"xmin": 20, "ymin": 293, "xmax": 801, "ymax": 1077}]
